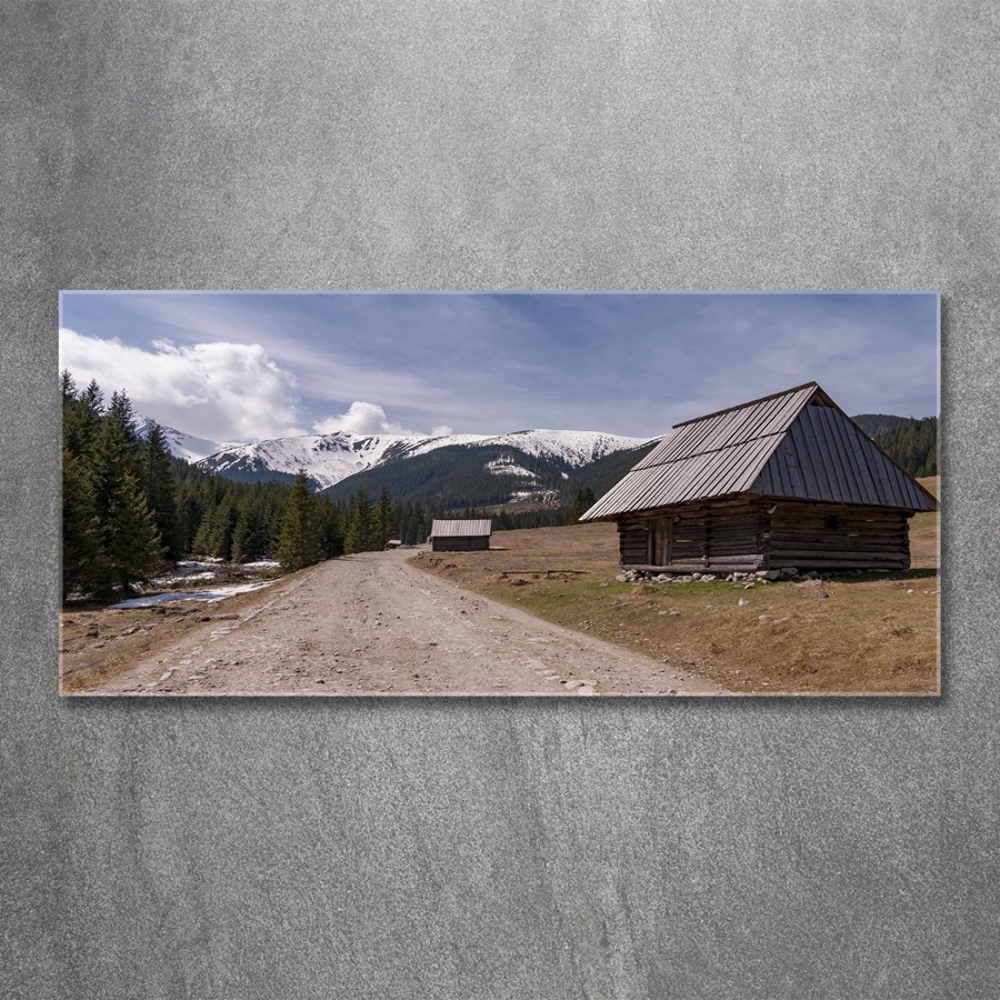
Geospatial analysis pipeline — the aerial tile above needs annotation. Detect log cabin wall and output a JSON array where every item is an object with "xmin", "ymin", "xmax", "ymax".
[
  {"xmin": 767, "ymin": 502, "xmax": 911, "ymax": 571},
  {"xmin": 431, "ymin": 536, "xmax": 490, "ymax": 551},
  {"xmin": 617, "ymin": 498, "xmax": 768, "ymax": 573},
  {"xmin": 615, "ymin": 497, "xmax": 913, "ymax": 572},
  {"xmin": 616, "ymin": 515, "xmax": 650, "ymax": 566}
]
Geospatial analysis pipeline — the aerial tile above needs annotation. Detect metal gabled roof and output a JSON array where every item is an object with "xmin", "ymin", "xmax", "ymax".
[
  {"xmin": 581, "ymin": 383, "xmax": 937, "ymax": 518},
  {"xmin": 430, "ymin": 519, "xmax": 493, "ymax": 537}
]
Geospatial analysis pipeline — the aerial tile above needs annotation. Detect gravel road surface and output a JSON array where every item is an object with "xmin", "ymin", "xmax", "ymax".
[{"xmin": 90, "ymin": 549, "xmax": 724, "ymax": 696}]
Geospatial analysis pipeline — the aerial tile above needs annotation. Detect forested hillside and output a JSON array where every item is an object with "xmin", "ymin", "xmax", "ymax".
[
  {"xmin": 872, "ymin": 417, "xmax": 937, "ymax": 478},
  {"xmin": 323, "ymin": 440, "xmax": 659, "ymax": 514},
  {"xmin": 850, "ymin": 413, "xmax": 938, "ymax": 478},
  {"xmin": 851, "ymin": 413, "xmax": 909, "ymax": 438},
  {"xmin": 323, "ymin": 442, "xmax": 568, "ymax": 509}
]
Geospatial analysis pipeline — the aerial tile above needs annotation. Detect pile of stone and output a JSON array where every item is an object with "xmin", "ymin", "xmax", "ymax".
[{"xmin": 614, "ymin": 567, "xmax": 824, "ymax": 585}]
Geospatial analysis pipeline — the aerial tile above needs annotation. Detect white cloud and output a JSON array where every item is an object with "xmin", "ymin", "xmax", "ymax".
[
  {"xmin": 430, "ymin": 425, "xmax": 454, "ymax": 437},
  {"xmin": 59, "ymin": 328, "xmax": 305, "ymax": 442},
  {"xmin": 312, "ymin": 401, "xmax": 415, "ymax": 437}
]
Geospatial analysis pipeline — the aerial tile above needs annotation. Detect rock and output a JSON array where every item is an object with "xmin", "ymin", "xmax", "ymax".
[
  {"xmin": 784, "ymin": 567, "xmax": 800, "ymax": 577},
  {"xmin": 743, "ymin": 582, "xmax": 756, "ymax": 590},
  {"xmin": 656, "ymin": 574, "xmax": 670, "ymax": 582},
  {"xmin": 700, "ymin": 573, "xmax": 717, "ymax": 582},
  {"xmin": 616, "ymin": 574, "xmax": 628, "ymax": 582},
  {"xmin": 756, "ymin": 570, "xmax": 782, "ymax": 581},
  {"xmin": 738, "ymin": 598, "xmax": 749, "ymax": 606},
  {"xmin": 814, "ymin": 590, "xmax": 830, "ymax": 599},
  {"xmin": 796, "ymin": 579, "xmax": 823, "ymax": 589},
  {"xmin": 86, "ymin": 626, "xmax": 99, "ymax": 638},
  {"xmin": 732, "ymin": 572, "xmax": 746, "ymax": 581}
]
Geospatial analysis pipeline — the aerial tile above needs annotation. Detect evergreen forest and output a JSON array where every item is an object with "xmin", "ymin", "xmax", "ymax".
[
  {"xmin": 853, "ymin": 414, "xmax": 938, "ymax": 477},
  {"xmin": 60, "ymin": 373, "xmax": 446, "ymax": 605},
  {"xmin": 872, "ymin": 416, "xmax": 937, "ymax": 478}
]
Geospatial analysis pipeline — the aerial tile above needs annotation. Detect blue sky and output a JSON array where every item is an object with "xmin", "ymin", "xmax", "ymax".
[{"xmin": 59, "ymin": 291, "xmax": 939, "ymax": 443}]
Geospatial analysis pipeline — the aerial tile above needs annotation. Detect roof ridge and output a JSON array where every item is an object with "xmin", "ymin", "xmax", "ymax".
[{"xmin": 671, "ymin": 382, "xmax": 820, "ymax": 428}]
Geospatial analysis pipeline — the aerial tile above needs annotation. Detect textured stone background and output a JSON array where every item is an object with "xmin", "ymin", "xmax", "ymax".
[{"xmin": 3, "ymin": 3, "xmax": 998, "ymax": 997}]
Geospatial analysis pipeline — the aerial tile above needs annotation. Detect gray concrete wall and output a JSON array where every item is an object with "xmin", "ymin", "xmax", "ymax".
[{"xmin": 3, "ymin": 4, "xmax": 997, "ymax": 997}]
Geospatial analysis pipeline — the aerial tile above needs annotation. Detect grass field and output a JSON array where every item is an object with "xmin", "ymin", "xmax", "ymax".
[{"xmin": 411, "ymin": 480, "xmax": 940, "ymax": 696}]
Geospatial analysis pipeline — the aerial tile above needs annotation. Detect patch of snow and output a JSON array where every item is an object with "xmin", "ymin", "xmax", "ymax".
[
  {"xmin": 150, "ymin": 571, "xmax": 216, "ymax": 585},
  {"xmin": 509, "ymin": 488, "xmax": 560, "ymax": 502},
  {"xmin": 485, "ymin": 456, "xmax": 539, "ymax": 478},
  {"xmin": 241, "ymin": 559, "xmax": 280, "ymax": 569},
  {"xmin": 109, "ymin": 581, "xmax": 275, "ymax": 609}
]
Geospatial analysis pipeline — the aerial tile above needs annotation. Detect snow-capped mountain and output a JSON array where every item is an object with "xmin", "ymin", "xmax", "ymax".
[
  {"xmin": 195, "ymin": 428, "xmax": 652, "ymax": 490},
  {"xmin": 132, "ymin": 415, "xmax": 237, "ymax": 464}
]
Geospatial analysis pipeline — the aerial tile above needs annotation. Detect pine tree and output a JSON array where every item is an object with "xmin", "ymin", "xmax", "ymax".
[
  {"xmin": 278, "ymin": 470, "xmax": 322, "ymax": 572},
  {"xmin": 143, "ymin": 423, "xmax": 180, "ymax": 561},
  {"xmin": 206, "ymin": 493, "xmax": 240, "ymax": 560},
  {"xmin": 345, "ymin": 487, "xmax": 372, "ymax": 553},
  {"xmin": 231, "ymin": 494, "xmax": 270, "ymax": 563},
  {"xmin": 372, "ymin": 485, "xmax": 394, "ymax": 550},
  {"xmin": 99, "ymin": 469, "xmax": 165, "ymax": 596},
  {"xmin": 88, "ymin": 393, "xmax": 164, "ymax": 596},
  {"xmin": 61, "ymin": 445, "xmax": 103, "ymax": 601},
  {"xmin": 82, "ymin": 379, "xmax": 104, "ymax": 413},
  {"xmin": 62, "ymin": 375, "xmax": 104, "ymax": 460},
  {"xmin": 318, "ymin": 496, "xmax": 344, "ymax": 559}
]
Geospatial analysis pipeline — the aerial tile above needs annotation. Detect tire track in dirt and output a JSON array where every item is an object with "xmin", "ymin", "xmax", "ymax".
[{"xmin": 88, "ymin": 549, "xmax": 726, "ymax": 696}]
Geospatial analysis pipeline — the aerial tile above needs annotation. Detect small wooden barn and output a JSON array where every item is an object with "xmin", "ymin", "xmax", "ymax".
[
  {"xmin": 429, "ymin": 519, "xmax": 492, "ymax": 552},
  {"xmin": 581, "ymin": 383, "xmax": 937, "ymax": 573}
]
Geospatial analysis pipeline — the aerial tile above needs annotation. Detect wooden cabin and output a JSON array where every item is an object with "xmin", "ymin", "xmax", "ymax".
[
  {"xmin": 580, "ymin": 383, "xmax": 937, "ymax": 573},
  {"xmin": 429, "ymin": 519, "xmax": 492, "ymax": 552}
]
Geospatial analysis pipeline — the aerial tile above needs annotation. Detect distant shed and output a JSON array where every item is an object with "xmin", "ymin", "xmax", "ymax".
[
  {"xmin": 581, "ymin": 383, "xmax": 937, "ymax": 573},
  {"xmin": 429, "ymin": 519, "xmax": 492, "ymax": 552}
]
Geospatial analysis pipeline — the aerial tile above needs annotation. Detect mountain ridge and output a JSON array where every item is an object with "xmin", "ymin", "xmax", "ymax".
[
  {"xmin": 134, "ymin": 411, "xmax": 935, "ymax": 511},
  {"xmin": 194, "ymin": 427, "xmax": 654, "ymax": 492}
]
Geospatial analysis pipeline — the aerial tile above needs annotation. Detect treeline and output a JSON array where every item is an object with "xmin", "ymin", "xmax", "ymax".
[
  {"xmin": 439, "ymin": 488, "xmax": 598, "ymax": 533},
  {"xmin": 61, "ymin": 373, "xmax": 406, "ymax": 602},
  {"xmin": 873, "ymin": 416, "xmax": 937, "ymax": 478},
  {"xmin": 61, "ymin": 373, "xmax": 312, "ymax": 601},
  {"xmin": 851, "ymin": 413, "xmax": 908, "ymax": 439}
]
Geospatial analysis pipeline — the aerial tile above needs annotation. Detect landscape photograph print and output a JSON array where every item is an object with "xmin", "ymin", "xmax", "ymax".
[{"xmin": 58, "ymin": 290, "xmax": 940, "ymax": 697}]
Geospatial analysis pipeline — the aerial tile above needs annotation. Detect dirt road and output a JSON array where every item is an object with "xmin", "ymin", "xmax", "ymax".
[{"xmin": 85, "ymin": 549, "xmax": 724, "ymax": 696}]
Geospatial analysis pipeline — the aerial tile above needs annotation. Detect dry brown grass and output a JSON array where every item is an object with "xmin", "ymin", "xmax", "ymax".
[
  {"xmin": 410, "ymin": 508, "xmax": 940, "ymax": 696},
  {"xmin": 909, "ymin": 476, "xmax": 939, "ymax": 570}
]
